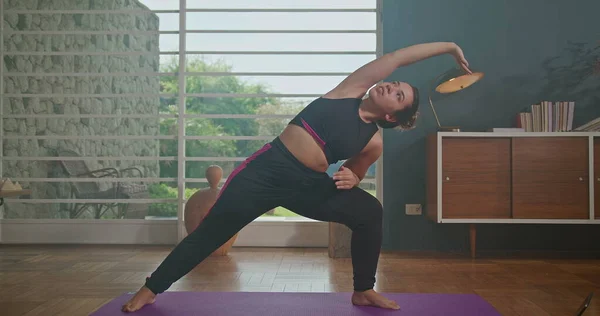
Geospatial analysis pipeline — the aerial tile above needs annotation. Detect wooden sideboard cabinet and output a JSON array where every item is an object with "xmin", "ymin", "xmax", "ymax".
[{"xmin": 426, "ymin": 132, "xmax": 600, "ymax": 258}]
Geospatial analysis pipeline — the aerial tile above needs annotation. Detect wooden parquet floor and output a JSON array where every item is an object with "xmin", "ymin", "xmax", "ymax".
[{"xmin": 0, "ymin": 245, "xmax": 599, "ymax": 315}]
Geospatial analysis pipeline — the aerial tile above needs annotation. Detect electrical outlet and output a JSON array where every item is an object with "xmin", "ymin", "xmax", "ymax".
[{"xmin": 405, "ymin": 204, "xmax": 422, "ymax": 215}]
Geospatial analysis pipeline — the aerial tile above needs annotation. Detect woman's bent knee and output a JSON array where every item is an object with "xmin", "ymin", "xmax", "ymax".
[
  {"xmin": 359, "ymin": 190, "xmax": 383, "ymax": 221},
  {"xmin": 345, "ymin": 188, "xmax": 383, "ymax": 229}
]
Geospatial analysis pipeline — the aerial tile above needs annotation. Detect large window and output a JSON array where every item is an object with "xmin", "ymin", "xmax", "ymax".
[{"xmin": 0, "ymin": 0, "xmax": 381, "ymax": 243}]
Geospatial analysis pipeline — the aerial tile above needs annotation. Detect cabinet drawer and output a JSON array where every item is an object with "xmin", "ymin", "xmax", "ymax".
[
  {"xmin": 441, "ymin": 137, "xmax": 511, "ymax": 218},
  {"xmin": 512, "ymin": 137, "xmax": 589, "ymax": 219}
]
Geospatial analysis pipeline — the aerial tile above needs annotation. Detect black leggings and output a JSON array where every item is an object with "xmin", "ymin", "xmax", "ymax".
[{"xmin": 145, "ymin": 137, "xmax": 383, "ymax": 293}]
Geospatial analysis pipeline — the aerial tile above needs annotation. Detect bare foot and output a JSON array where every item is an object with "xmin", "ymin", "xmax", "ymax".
[
  {"xmin": 352, "ymin": 289, "xmax": 400, "ymax": 310},
  {"xmin": 121, "ymin": 286, "xmax": 156, "ymax": 313}
]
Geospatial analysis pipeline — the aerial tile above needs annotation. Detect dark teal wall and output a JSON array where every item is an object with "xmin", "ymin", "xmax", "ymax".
[{"xmin": 381, "ymin": 0, "xmax": 600, "ymax": 252}]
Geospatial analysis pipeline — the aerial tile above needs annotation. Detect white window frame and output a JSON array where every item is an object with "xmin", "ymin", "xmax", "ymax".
[{"xmin": 0, "ymin": 0, "xmax": 383, "ymax": 246}]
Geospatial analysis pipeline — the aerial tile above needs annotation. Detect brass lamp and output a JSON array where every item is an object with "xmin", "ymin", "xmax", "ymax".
[{"xmin": 428, "ymin": 67, "xmax": 484, "ymax": 132}]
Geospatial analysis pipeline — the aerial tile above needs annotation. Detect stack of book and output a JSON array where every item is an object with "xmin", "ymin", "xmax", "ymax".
[
  {"xmin": 516, "ymin": 101, "xmax": 575, "ymax": 132},
  {"xmin": 574, "ymin": 117, "xmax": 600, "ymax": 131}
]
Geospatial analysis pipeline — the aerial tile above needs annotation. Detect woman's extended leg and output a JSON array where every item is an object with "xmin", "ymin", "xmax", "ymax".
[
  {"xmin": 147, "ymin": 197, "xmax": 268, "ymax": 293},
  {"xmin": 122, "ymin": 190, "xmax": 275, "ymax": 312},
  {"xmin": 122, "ymin": 142, "xmax": 280, "ymax": 312},
  {"xmin": 283, "ymin": 185, "xmax": 399, "ymax": 310}
]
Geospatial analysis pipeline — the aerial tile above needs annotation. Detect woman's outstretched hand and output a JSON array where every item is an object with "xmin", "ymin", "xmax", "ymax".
[
  {"xmin": 333, "ymin": 166, "xmax": 359, "ymax": 190},
  {"xmin": 450, "ymin": 43, "xmax": 472, "ymax": 74}
]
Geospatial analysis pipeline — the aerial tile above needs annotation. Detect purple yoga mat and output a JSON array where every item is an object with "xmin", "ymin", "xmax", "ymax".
[{"xmin": 92, "ymin": 291, "xmax": 501, "ymax": 316}]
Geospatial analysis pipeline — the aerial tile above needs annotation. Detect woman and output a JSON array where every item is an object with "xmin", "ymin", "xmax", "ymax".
[{"xmin": 122, "ymin": 41, "xmax": 471, "ymax": 312}]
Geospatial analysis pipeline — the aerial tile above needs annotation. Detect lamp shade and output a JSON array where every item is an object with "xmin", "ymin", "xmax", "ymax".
[{"xmin": 434, "ymin": 68, "xmax": 484, "ymax": 94}]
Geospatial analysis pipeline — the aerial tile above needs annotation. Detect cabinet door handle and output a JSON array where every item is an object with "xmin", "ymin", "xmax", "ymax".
[
  {"xmin": 579, "ymin": 177, "xmax": 584, "ymax": 181},
  {"xmin": 445, "ymin": 177, "xmax": 450, "ymax": 181}
]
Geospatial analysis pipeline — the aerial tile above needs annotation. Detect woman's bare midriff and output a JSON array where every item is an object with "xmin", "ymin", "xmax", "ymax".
[{"xmin": 278, "ymin": 124, "xmax": 330, "ymax": 173}]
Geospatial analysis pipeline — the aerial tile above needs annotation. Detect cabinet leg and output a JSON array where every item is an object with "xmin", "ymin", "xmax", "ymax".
[{"xmin": 469, "ymin": 223, "xmax": 476, "ymax": 259}]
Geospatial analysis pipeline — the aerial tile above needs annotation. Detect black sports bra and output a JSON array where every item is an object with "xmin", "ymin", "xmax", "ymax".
[{"xmin": 288, "ymin": 97, "xmax": 379, "ymax": 164}]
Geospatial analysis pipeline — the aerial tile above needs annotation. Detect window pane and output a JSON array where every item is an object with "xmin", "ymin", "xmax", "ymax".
[
  {"xmin": 185, "ymin": 139, "xmax": 277, "ymax": 164},
  {"xmin": 3, "ymin": 12, "xmax": 159, "ymax": 32},
  {"xmin": 158, "ymin": 75, "xmax": 179, "ymax": 93},
  {"xmin": 2, "ymin": 96, "xmax": 163, "ymax": 115},
  {"xmin": 2, "ymin": 24, "xmax": 169, "ymax": 222},
  {"xmin": 187, "ymin": 0, "xmax": 376, "ymax": 9},
  {"xmin": 159, "ymin": 34, "xmax": 179, "ymax": 51},
  {"xmin": 184, "ymin": 97, "xmax": 312, "ymax": 115},
  {"xmin": 160, "ymin": 54, "xmax": 179, "ymax": 71},
  {"xmin": 185, "ymin": 161, "xmax": 243, "ymax": 180},
  {"xmin": 4, "ymin": 1, "xmax": 165, "ymax": 11},
  {"xmin": 1, "ymin": 180, "xmax": 177, "ymax": 220},
  {"xmin": 186, "ymin": 54, "xmax": 375, "ymax": 73},
  {"xmin": 184, "ymin": 75, "xmax": 345, "ymax": 95},
  {"xmin": 185, "ymin": 12, "xmax": 375, "ymax": 30},
  {"xmin": 358, "ymin": 181, "xmax": 377, "ymax": 194},
  {"xmin": 185, "ymin": 117, "xmax": 293, "ymax": 137},
  {"xmin": 3, "ymin": 75, "xmax": 163, "ymax": 94},
  {"xmin": 1, "ymin": 0, "xmax": 380, "ymax": 225},
  {"xmin": 156, "ymin": 13, "xmax": 180, "ymax": 31},
  {"xmin": 186, "ymin": 33, "xmax": 375, "ymax": 52},
  {"xmin": 3, "ymin": 55, "xmax": 160, "ymax": 74},
  {"xmin": 139, "ymin": 0, "xmax": 180, "ymax": 10},
  {"xmin": 3, "ymin": 34, "xmax": 160, "ymax": 53}
]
